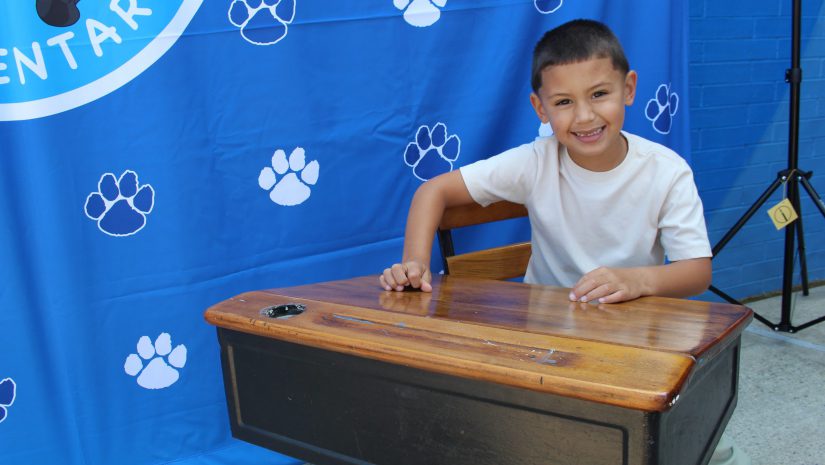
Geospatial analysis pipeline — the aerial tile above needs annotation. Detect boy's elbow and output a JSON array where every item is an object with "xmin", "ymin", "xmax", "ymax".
[
  {"xmin": 412, "ymin": 170, "xmax": 473, "ymax": 209},
  {"xmin": 411, "ymin": 178, "xmax": 444, "ymax": 211}
]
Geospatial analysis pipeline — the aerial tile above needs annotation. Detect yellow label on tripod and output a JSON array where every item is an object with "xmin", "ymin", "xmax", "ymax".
[{"xmin": 768, "ymin": 198, "xmax": 798, "ymax": 230}]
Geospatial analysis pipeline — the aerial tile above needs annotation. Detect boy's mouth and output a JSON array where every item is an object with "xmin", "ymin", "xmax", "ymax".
[
  {"xmin": 572, "ymin": 126, "xmax": 604, "ymax": 139},
  {"xmin": 572, "ymin": 126, "xmax": 604, "ymax": 143}
]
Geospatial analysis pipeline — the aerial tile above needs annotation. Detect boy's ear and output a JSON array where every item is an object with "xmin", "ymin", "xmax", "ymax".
[
  {"xmin": 624, "ymin": 70, "xmax": 638, "ymax": 105},
  {"xmin": 530, "ymin": 93, "xmax": 548, "ymax": 123}
]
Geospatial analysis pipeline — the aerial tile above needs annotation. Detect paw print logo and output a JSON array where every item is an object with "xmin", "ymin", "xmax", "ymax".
[
  {"xmin": 124, "ymin": 333, "xmax": 187, "ymax": 390},
  {"xmin": 36, "ymin": 0, "xmax": 80, "ymax": 27},
  {"xmin": 0, "ymin": 378, "xmax": 16, "ymax": 423},
  {"xmin": 3, "ymin": 1, "xmax": 202, "ymax": 121},
  {"xmin": 259, "ymin": 147, "xmax": 320, "ymax": 206},
  {"xmin": 404, "ymin": 123, "xmax": 460, "ymax": 181},
  {"xmin": 84, "ymin": 171, "xmax": 155, "ymax": 237},
  {"xmin": 645, "ymin": 83, "xmax": 679, "ymax": 134},
  {"xmin": 228, "ymin": 0, "xmax": 296, "ymax": 45},
  {"xmin": 394, "ymin": 0, "xmax": 447, "ymax": 28},
  {"xmin": 538, "ymin": 121, "xmax": 554, "ymax": 137},
  {"xmin": 534, "ymin": 0, "xmax": 563, "ymax": 14}
]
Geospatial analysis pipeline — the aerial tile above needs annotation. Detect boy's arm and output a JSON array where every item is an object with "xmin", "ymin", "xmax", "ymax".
[
  {"xmin": 380, "ymin": 170, "xmax": 476, "ymax": 292},
  {"xmin": 569, "ymin": 257, "xmax": 712, "ymax": 304}
]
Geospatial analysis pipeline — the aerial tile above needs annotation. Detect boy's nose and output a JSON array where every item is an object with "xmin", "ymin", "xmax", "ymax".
[{"xmin": 574, "ymin": 102, "xmax": 595, "ymax": 122}]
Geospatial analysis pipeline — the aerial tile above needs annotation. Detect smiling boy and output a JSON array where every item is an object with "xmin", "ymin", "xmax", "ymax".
[
  {"xmin": 380, "ymin": 19, "xmax": 749, "ymax": 464},
  {"xmin": 380, "ymin": 19, "xmax": 712, "ymax": 304}
]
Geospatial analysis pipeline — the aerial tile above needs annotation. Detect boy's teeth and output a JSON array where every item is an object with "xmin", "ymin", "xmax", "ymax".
[{"xmin": 575, "ymin": 128, "xmax": 602, "ymax": 136}]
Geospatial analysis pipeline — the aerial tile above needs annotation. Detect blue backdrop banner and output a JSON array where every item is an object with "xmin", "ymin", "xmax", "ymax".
[{"xmin": 0, "ymin": 1, "xmax": 689, "ymax": 464}]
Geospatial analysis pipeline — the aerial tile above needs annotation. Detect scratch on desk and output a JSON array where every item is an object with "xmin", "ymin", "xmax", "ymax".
[
  {"xmin": 353, "ymin": 430, "xmax": 364, "ymax": 457},
  {"xmin": 332, "ymin": 314, "xmax": 375, "ymax": 325},
  {"xmin": 536, "ymin": 349, "xmax": 558, "ymax": 365}
]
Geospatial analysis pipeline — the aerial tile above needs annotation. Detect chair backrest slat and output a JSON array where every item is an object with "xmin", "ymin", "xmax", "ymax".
[
  {"xmin": 437, "ymin": 201, "xmax": 530, "ymax": 280},
  {"xmin": 439, "ymin": 201, "xmax": 528, "ymax": 230}
]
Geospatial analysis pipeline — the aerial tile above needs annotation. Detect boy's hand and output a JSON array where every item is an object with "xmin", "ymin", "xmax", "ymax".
[
  {"xmin": 569, "ymin": 259, "xmax": 712, "ymax": 304},
  {"xmin": 380, "ymin": 261, "xmax": 433, "ymax": 292},
  {"xmin": 569, "ymin": 266, "xmax": 644, "ymax": 304}
]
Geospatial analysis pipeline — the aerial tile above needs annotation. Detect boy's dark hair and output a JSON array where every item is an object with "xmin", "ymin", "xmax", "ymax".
[{"xmin": 531, "ymin": 19, "xmax": 629, "ymax": 92}]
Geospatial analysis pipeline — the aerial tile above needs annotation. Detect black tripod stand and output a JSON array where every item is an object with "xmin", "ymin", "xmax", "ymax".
[{"xmin": 709, "ymin": 0, "xmax": 825, "ymax": 333}]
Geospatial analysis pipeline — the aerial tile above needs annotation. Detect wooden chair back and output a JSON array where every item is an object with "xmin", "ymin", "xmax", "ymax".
[{"xmin": 437, "ymin": 201, "xmax": 531, "ymax": 280}]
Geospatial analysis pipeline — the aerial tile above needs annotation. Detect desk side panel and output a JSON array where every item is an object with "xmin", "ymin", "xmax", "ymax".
[
  {"xmin": 658, "ymin": 336, "xmax": 741, "ymax": 465},
  {"xmin": 217, "ymin": 328, "xmax": 634, "ymax": 465}
]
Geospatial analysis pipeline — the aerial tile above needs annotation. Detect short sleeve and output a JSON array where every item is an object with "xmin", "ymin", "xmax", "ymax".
[
  {"xmin": 658, "ymin": 164, "xmax": 712, "ymax": 261},
  {"xmin": 459, "ymin": 142, "xmax": 541, "ymax": 207}
]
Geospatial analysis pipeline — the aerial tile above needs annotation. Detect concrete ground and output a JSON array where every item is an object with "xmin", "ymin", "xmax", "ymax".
[{"xmin": 725, "ymin": 285, "xmax": 825, "ymax": 465}]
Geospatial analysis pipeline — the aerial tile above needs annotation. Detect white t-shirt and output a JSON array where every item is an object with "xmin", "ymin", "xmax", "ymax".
[{"xmin": 460, "ymin": 132, "xmax": 712, "ymax": 287}]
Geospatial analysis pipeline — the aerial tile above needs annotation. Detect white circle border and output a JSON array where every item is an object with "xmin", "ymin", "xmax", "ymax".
[{"xmin": 0, "ymin": 0, "xmax": 203, "ymax": 122}]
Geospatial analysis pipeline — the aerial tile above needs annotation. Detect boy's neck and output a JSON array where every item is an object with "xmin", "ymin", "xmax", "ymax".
[{"xmin": 566, "ymin": 133, "xmax": 629, "ymax": 172}]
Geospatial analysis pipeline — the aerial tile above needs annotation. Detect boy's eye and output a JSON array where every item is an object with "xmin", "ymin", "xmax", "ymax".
[
  {"xmin": 554, "ymin": 99, "xmax": 571, "ymax": 106},
  {"xmin": 593, "ymin": 90, "xmax": 607, "ymax": 98}
]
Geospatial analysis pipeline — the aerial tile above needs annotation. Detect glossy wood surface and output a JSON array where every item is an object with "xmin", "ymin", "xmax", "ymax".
[
  {"xmin": 445, "ymin": 242, "xmax": 532, "ymax": 280},
  {"xmin": 205, "ymin": 275, "xmax": 752, "ymax": 412}
]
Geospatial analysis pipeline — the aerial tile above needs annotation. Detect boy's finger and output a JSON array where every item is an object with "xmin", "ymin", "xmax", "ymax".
[
  {"xmin": 420, "ymin": 272, "xmax": 433, "ymax": 292},
  {"xmin": 384, "ymin": 265, "xmax": 406, "ymax": 291},
  {"xmin": 571, "ymin": 277, "xmax": 597, "ymax": 301},
  {"xmin": 582, "ymin": 283, "xmax": 612, "ymax": 302},
  {"xmin": 390, "ymin": 264, "xmax": 411, "ymax": 290},
  {"xmin": 598, "ymin": 290, "xmax": 627, "ymax": 304},
  {"xmin": 380, "ymin": 269, "xmax": 398, "ymax": 291},
  {"xmin": 406, "ymin": 266, "xmax": 423, "ymax": 287},
  {"xmin": 405, "ymin": 263, "xmax": 431, "ymax": 289}
]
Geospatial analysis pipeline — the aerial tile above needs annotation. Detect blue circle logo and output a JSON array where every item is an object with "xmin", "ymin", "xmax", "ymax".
[{"xmin": 0, "ymin": 1, "xmax": 202, "ymax": 121}]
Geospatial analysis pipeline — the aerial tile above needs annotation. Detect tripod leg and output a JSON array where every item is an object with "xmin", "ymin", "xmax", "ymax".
[
  {"xmin": 795, "ymin": 215, "xmax": 809, "ymax": 295},
  {"xmin": 798, "ymin": 174, "xmax": 825, "ymax": 217},
  {"xmin": 708, "ymin": 175, "xmax": 786, "ymax": 304},
  {"xmin": 779, "ymin": 218, "xmax": 796, "ymax": 332},
  {"xmin": 711, "ymin": 177, "xmax": 785, "ymax": 256},
  {"xmin": 791, "ymin": 176, "xmax": 809, "ymax": 295}
]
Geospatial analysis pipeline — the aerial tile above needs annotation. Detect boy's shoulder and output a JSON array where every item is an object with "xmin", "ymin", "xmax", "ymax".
[
  {"xmin": 482, "ymin": 135, "xmax": 562, "ymax": 162},
  {"xmin": 625, "ymin": 131, "xmax": 690, "ymax": 169}
]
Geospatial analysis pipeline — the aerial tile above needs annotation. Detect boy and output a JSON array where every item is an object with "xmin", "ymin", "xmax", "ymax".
[
  {"xmin": 380, "ymin": 19, "xmax": 712, "ymax": 303},
  {"xmin": 381, "ymin": 20, "xmax": 749, "ymax": 464}
]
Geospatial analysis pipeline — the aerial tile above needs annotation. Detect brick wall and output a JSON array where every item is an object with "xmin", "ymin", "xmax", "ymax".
[{"xmin": 689, "ymin": 0, "xmax": 825, "ymax": 301}]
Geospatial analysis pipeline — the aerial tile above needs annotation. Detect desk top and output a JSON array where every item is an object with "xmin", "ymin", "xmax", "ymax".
[{"xmin": 204, "ymin": 275, "xmax": 752, "ymax": 412}]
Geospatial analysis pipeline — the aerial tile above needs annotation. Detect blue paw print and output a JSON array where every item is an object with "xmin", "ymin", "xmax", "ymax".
[
  {"xmin": 534, "ymin": 0, "xmax": 563, "ymax": 14},
  {"xmin": 0, "ymin": 378, "xmax": 16, "ymax": 423},
  {"xmin": 84, "ymin": 170, "xmax": 155, "ymax": 237},
  {"xmin": 404, "ymin": 123, "xmax": 460, "ymax": 181},
  {"xmin": 228, "ymin": 0, "xmax": 296, "ymax": 45},
  {"xmin": 645, "ymin": 83, "xmax": 679, "ymax": 134}
]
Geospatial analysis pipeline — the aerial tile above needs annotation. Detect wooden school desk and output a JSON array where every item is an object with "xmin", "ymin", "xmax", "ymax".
[{"xmin": 204, "ymin": 275, "xmax": 752, "ymax": 465}]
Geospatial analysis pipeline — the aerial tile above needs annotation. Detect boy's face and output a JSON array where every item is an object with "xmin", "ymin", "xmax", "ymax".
[{"xmin": 530, "ymin": 57, "xmax": 637, "ymax": 172}]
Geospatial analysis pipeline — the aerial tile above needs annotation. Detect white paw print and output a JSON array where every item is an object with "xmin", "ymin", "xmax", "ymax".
[
  {"xmin": 538, "ymin": 122, "xmax": 554, "ymax": 137},
  {"xmin": 258, "ymin": 147, "xmax": 320, "ymax": 206},
  {"xmin": 124, "ymin": 333, "xmax": 187, "ymax": 390},
  {"xmin": 394, "ymin": 0, "xmax": 447, "ymax": 27},
  {"xmin": 228, "ymin": 0, "xmax": 296, "ymax": 46}
]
